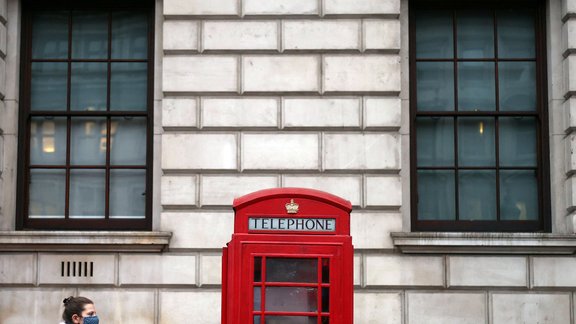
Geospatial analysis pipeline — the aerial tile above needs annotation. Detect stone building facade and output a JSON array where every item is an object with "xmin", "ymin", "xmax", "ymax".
[{"xmin": 1, "ymin": 0, "xmax": 576, "ymax": 323}]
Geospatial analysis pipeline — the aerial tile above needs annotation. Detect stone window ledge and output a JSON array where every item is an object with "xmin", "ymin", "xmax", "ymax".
[
  {"xmin": 0, "ymin": 231, "xmax": 172, "ymax": 252},
  {"xmin": 391, "ymin": 232, "xmax": 576, "ymax": 254}
]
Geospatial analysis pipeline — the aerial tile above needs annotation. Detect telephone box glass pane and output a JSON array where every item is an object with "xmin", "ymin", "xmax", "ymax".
[
  {"xmin": 321, "ymin": 259, "xmax": 329, "ymax": 283},
  {"xmin": 322, "ymin": 317, "xmax": 329, "ymax": 324},
  {"xmin": 254, "ymin": 257, "xmax": 262, "ymax": 282},
  {"xmin": 265, "ymin": 316, "xmax": 317, "ymax": 324},
  {"xmin": 265, "ymin": 287, "xmax": 318, "ymax": 312},
  {"xmin": 266, "ymin": 258, "xmax": 317, "ymax": 283},
  {"xmin": 253, "ymin": 287, "xmax": 261, "ymax": 311},
  {"xmin": 253, "ymin": 316, "xmax": 261, "ymax": 324},
  {"xmin": 322, "ymin": 287, "xmax": 330, "ymax": 312}
]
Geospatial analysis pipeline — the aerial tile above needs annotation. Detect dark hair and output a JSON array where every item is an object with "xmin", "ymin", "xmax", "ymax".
[{"xmin": 62, "ymin": 296, "xmax": 93, "ymax": 323}]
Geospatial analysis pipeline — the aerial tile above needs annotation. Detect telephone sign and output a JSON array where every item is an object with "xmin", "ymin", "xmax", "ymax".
[{"xmin": 222, "ymin": 188, "xmax": 354, "ymax": 324}]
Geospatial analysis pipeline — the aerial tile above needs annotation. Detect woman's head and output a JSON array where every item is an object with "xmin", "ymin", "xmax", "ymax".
[{"xmin": 62, "ymin": 296, "xmax": 98, "ymax": 324}]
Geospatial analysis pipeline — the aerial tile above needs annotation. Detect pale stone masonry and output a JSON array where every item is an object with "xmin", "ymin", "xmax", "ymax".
[{"xmin": 2, "ymin": 0, "xmax": 576, "ymax": 323}]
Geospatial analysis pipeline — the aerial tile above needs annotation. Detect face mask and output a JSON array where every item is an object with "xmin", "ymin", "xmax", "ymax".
[{"xmin": 83, "ymin": 315, "xmax": 99, "ymax": 324}]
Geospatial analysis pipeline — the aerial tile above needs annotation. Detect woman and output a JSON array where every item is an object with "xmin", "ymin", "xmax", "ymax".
[{"xmin": 61, "ymin": 296, "xmax": 99, "ymax": 324}]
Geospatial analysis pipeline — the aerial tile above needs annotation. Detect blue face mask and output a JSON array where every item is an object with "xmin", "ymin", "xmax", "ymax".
[{"xmin": 83, "ymin": 315, "xmax": 99, "ymax": 324}]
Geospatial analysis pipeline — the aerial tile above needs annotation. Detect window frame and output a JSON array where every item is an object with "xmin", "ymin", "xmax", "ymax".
[
  {"xmin": 16, "ymin": 0, "xmax": 155, "ymax": 231},
  {"xmin": 409, "ymin": 0, "xmax": 551, "ymax": 232}
]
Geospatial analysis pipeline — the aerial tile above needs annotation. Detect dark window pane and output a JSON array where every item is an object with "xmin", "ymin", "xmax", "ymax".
[
  {"xmin": 29, "ymin": 169, "xmax": 65, "ymax": 218},
  {"xmin": 30, "ymin": 117, "xmax": 67, "ymax": 165},
  {"xmin": 31, "ymin": 12, "xmax": 68, "ymax": 59},
  {"xmin": 71, "ymin": 11, "xmax": 108, "ymax": 59},
  {"xmin": 110, "ymin": 117, "xmax": 147, "ymax": 165},
  {"xmin": 69, "ymin": 169, "xmax": 105, "ymax": 218},
  {"xmin": 266, "ymin": 258, "xmax": 317, "ymax": 283},
  {"xmin": 458, "ymin": 117, "xmax": 495, "ymax": 166},
  {"xmin": 499, "ymin": 117, "xmax": 537, "ymax": 167},
  {"xmin": 254, "ymin": 257, "xmax": 262, "ymax": 282},
  {"xmin": 500, "ymin": 170, "xmax": 538, "ymax": 220},
  {"xmin": 265, "ymin": 287, "xmax": 318, "ymax": 312},
  {"xmin": 253, "ymin": 316, "xmax": 261, "ymax": 324},
  {"xmin": 253, "ymin": 287, "xmax": 261, "ymax": 311},
  {"xmin": 321, "ymin": 258, "xmax": 329, "ymax": 284},
  {"xmin": 112, "ymin": 12, "xmax": 148, "ymax": 59},
  {"xmin": 31, "ymin": 62, "xmax": 67, "ymax": 111},
  {"xmin": 458, "ymin": 170, "xmax": 497, "ymax": 220},
  {"xmin": 417, "ymin": 170, "xmax": 456, "ymax": 220},
  {"xmin": 70, "ymin": 117, "xmax": 107, "ymax": 165},
  {"xmin": 70, "ymin": 62, "xmax": 107, "ymax": 111},
  {"xmin": 321, "ymin": 287, "xmax": 329, "ymax": 313},
  {"xmin": 416, "ymin": 62, "xmax": 454, "ymax": 111},
  {"xmin": 266, "ymin": 317, "xmax": 317, "ymax": 324},
  {"xmin": 110, "ymin": 169, "xmax": 145, "ymax": 219},
  {"xmin": 457, "ymin": 10, "xmax": 494, "ymax": 58},
  {"xmin": 498, "ymin": 62, "xmax": 536, "ymax": 111},
  {"xmin": 322, "ymin": 317, "xmax": 329, "ymax": 324},
  {"xmin": 457, "ymin": 62, "xmax": 495, "ymax": 111},
  {"xmin": 110, "ymin": 63, "xmax": 148, "ymax": 111},
  {"xmin": 415, "ymin": 10, "xmax": 453, "ymax": 58},
  {"xmin": 416, "ymin": 117, "xmax": 454, "ymax": 167},
  {"xmin": 497, "ymin": 10, "xmax": 535, "ymax": 58}
]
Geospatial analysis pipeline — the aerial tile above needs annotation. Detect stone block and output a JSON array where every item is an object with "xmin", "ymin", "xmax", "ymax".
[
  {"xmin": 449, "ymin": 256, "xmax": 527, "ymax": 287},
  {"xmin": 162, "ymin": 98, "xmax": 197, "ymax": 128},
  {"xmin": 0, "ymin": 23, "xmax": 6, "ymax": 57},
  {"xmin": 351, "ymin": 212, "xmax": 402, "ymax": 249},
  {"xmin": 200, "ymin": 175, "xmax": 278, "ymax": 206},
  {"xmin": 242, "ymin": 133, "xmax": 319, "ymax": 170},
  {"xmin": 243, "ymin": 56, "xmax": 320, "ymax": 92},
  {"xmin": 161, "ymin": 212, "xmax": 234, "ymax": 249},
  {"xmin": 163, "ymin": 56, "xmax": 238, "ymax": 93},
  {"xmin": 563, "ymin": 0, "xmax": 576, "ymax": 19},
  {"xmin": 492, "ymin": 293, "xmax": 571, "ymax": 324},
  {"xmin": 533, "ymin": 257, "xmax": 576, "ymax": 287},
  {"xmin": 407, "ymin": 293, "xmax": 486, "ymax": 324},
  {"xmin": 162, "ymin": 134, "xmax": 237, "ymax": 170},
  {"xmin": 566, "ymin": 134, "xmax": 576, "ymax": 174},
  {"xmin": 201, "ymin": 97, "xmax": 278, "ymax": 128},
  {"xmin": 564, "ymin": 98, "xmax": 576, "ymax": 132},
  {"xmin": 564, "ymin": 55, "xmax": 576, "ymax": 98},
  {"xmin": 203, "ymin": 21, "xmax": 278, "ymax": 50},
  {"xmin": 0, "ymin": 288, "xmax": 75, "ymax": 324},
  {"xmin": 78, "ymin": 289, "xmax": 155, "ymax": 323},
  {"xmin": 365, "ymin": 175, "xmax": 402, "ymax": 207},
  {"xmin": 0, "ymin": 58, "xmax": 6, "ymax": 98},
  {"xmin": 354, "ymin": 254, "xmax": 361, "ymax": 285},
  {"xmin": 160, "ymin": 291, "xmax": 220, "ymax": 324},
  {"xmin": 355, "ymin": 292, "xmax": 402, "ymax": 324},
  {"xmin": 365, "ymin": 255, "xmax": 444, "ymax": 286},
  {"xmin": 283, "ymin": 20, "xmax": 360, "ymax": 50},
  {"xmin": 38, "ymin": 254, "xmax": 115, "ymax": 285},
  {"xmin": 324, "ymin": 0, "xmax": 400, "ymax": 15},
  {"xmin": 0, "ymin": 0, "xmax": 5, "ymax": 23},
  {"xmin": 243, "ymin": 0, "xmax": 318, "ymax": 15},
  {"xmin": 200, "ymin": 254, "xmax": 222, "ymax": 285},
  {"xmin": 161, "ymin": 176, "xmax": 197, "ymax": 206},
  {"xmin": 566, "ymin": 176, "xmax": 576, "ymax": 211},
  {"xmin": 364, "ymin": 97, "xmax": 402, "ymax": 128},
  {"xmin": 0, "ymin": 253, "xmax": 35, "ymax": 284},
  {"xmin": 283, "ymin": 97, "xmax": 361, "ymax": 128},
  {"xmin": 163, "ymin": 21, "xmax": 198, "ymax": 51},
  {"xmin": 283, "ymin": 175, "xmax": 361, "ymax": 206},
  {"xmin": 323, "ymin": 133, "xmax": 400, "ymax": 170},
  {"xmin": 324, "ymin": 55, "xmax": 401, "ymax": 92},
  {"xmin": 164, "ymin": 0, "xmax": 238, "ymax": 16},
  {"xmin": 119, "ymin": 254, "xmax": 196, "ymax": 285},
  {"xmin": 364, "ymin": 19, "xmax": 400, "ymax": 50}
]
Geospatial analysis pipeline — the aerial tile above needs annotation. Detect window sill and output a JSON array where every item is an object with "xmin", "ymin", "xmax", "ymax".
[
  {"xmin": 0, "ymin": 231, "xmax": 172, "ymax": 252},
  {"xmin": 391, "ymin": 232, "xmax": 576, "ymax": 254}
]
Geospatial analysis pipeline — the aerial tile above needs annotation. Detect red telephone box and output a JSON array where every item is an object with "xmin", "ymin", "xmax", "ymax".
[{"xmin": 222, "ymin": 188, "xmax": 353, "ymax": 324}]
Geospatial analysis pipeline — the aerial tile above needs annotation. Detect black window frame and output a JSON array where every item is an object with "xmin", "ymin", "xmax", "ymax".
[
  {"xmin": 409, "ymin": 0, "xmax": 551, "ymax": 232},
  {"xmin": 16, "ymin": 0, "xmax": 155, "ymax": 231}
]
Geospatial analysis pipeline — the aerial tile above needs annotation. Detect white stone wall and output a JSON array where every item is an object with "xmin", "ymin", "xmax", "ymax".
[{"xmin": 2, "ymin": 0, "xmax": 576, "ymax": 323}]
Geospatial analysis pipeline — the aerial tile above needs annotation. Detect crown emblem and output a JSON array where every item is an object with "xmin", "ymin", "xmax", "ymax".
[{"xmin": 285, "ymin": 199, "xmax": 299, "ymax": 214}]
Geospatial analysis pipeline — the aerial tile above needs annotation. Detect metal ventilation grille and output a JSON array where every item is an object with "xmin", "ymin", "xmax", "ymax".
[{"xmin": 61, "ymin": 261, "xmax": 94, "ymax": 277}]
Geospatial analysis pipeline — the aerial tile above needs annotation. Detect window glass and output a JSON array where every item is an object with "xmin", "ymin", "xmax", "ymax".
[
  {"xmin": 110, "ymin": 117, "xmax": 147, "ymax": 165},
  {"xmin": 29, "ymin": 169, "xmax": 66, "ymax": 218},
  {"xmin": 30, "ymin": 117, "xmax": 67, "ymax": 165},
  {"xmin": 457, "ymin": 11, "xmax": 494, "ymax": 58},
  {"xmin": 31, "ymin": 62, "xmax": 68, "ymax": 111},
  {"xmin": 112, "ymin": 12, "xmax": 148, "ymax": 59},
  {"xmin": 457, "ymin": 62, "xmax": 495, "ymax": 111},
  {"xmin": 110, "ymin": 169, "xmax": 146, "ymax": 219},
  {"xmin": 71, "ymin": 11, "xmax": 108, "ymax": 59},
  {"xmin": 416, "ymin": 117, "xmax": 454, "ymax": 167},
  {"xmin": 417, "ymin": 170, "xmax": 456, "ymax": 220},
  {"xmin": 69, "ymin": 169, "xmax": 106, "ymax": 219},
  {"xmin": 457, "ymin": 117, "xmax": 495, "ymax": 166},
  {"xmin": 497, "ymin": 10, "xmax": 536, "ymax": 58},
  {"xmin": 110, "ymin": 62, "xmax": 148, "ymax": 111},
  {"xmin": 416, "ymin": 62, "xmax": 454, "ymax": 111},
  {"xmin": 499, "ymin": 117, "xmax": 537, "ymax": 167},
  {"xmin": 70, "ymin": 118, "xmax": 107, "ymax": 165},
  {"xmin": 458, "ymin": 170, "xmax": 497, "ymax": 220},
  {"xmin": 415, "ymin": 10, "xmax": 453, "ymax": 59},
  {"xmin": 70, "ymin": 62, "xmax": 108, "ymax": 111},
  {"xmin": 498, "ymin": 62, "xmax": 536, "ymax": 111},
  {"xmin": 31, "ymin": 12, "xmax": 68, "ymax": 59},
  {"xmin": 500, "ymin": 170, "xmax": 539, "ymax": 220}
]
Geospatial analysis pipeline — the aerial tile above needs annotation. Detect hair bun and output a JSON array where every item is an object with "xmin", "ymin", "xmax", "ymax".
[{"xmin": 63, "ymin": 296, "xmax": 73, "ymax": 305}]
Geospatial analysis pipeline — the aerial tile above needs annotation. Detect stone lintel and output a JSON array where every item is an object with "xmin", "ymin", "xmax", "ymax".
[
  {"xmin": 0, "ymin": 231, "xmax": 172, "ymax": 252},
  {"xmin": 392, "ymin": 232, "xmax": 576, "ymax": 254}
]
